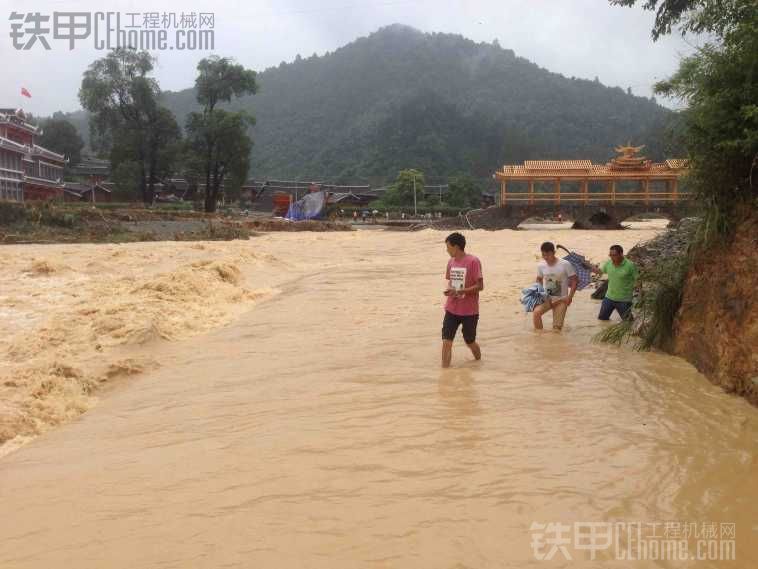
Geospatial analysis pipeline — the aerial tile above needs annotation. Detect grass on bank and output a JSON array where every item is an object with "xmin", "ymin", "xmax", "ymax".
[{"xmin": 0, "ymin": 201, "xmax": 250, "ymax": 243}]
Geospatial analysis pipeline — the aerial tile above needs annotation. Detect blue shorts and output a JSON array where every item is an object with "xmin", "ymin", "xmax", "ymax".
[{"xmin": 598, "ymin": 298, "xmax": 633, "ymax": 320}]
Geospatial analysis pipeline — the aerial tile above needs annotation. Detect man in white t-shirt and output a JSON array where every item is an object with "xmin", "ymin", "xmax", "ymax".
[{"xmin": 533, "ymin": 241, "xmax": 577, "ymax": 330}]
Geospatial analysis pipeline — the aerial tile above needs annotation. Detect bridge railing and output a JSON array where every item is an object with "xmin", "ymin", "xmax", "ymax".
[{"xmin": 500, "ymin": 191, "xmax": 690, "ymax": 205}]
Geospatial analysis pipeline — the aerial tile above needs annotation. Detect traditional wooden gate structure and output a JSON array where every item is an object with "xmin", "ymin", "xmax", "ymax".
[
  {"xmin": 494, "ymin": 145, "xmax": 688, "ymax": 206},
  {"xmin": 489, "ymin": 145, "xmax": 691, "ymax": 228}
]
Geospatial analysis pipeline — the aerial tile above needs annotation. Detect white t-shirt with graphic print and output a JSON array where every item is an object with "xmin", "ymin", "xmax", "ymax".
[{"xmin": 537, "ymin": 258, "xmax": 576, "ymax": 299}]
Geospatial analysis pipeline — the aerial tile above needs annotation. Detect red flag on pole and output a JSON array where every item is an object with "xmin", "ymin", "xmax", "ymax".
[{"xmin": 21, "ymin": 87, "xmax": 32, "ymax": 98}]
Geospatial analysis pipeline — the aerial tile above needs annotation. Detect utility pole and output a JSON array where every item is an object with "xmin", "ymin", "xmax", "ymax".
[{"xmin": 413, "ymin": 174, "xmax": 417, "ymax": 217}]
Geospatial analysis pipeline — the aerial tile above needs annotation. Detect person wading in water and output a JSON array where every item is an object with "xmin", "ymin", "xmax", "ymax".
[
  {"xmin": 441, "ymin": 232, "xmax": 484, "ymax": 367},
  {"xmin": 592, "ymin": 244, "xmax": 639, "ymax": 321},
  {"xmin": 533, "ymin": 241, "xmax": 577, "ymax": 331}
]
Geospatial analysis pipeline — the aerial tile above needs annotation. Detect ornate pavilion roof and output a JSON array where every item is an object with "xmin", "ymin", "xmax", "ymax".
[{"xmin": 496, "ymin": 146, "xmax": 689, "ymax": 179}]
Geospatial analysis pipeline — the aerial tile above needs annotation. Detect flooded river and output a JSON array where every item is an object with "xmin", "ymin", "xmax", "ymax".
[{"xmin": 1, "ymin": 226, "xmax": 756, "ymax": 568}]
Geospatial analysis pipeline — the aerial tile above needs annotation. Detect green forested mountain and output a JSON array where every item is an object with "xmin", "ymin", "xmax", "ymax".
[{"xmin": 68, "ymin": 24, "xmax": 678, "ymax": 184}]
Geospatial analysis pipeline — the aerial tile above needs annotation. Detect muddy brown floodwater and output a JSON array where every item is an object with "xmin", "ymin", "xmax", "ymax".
[{"xmin": 1, "ymin": 225, "xmax": 757, "ymax": 568}]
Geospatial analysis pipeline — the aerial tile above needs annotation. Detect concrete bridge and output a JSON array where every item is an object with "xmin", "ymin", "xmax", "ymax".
[
  {"xmin": 493, "ymin": 199, "xmax": 695, "ymax": 229},
  {"xmin": 441, "ymin": 195, "xmax": 696, "ymax": 230}
]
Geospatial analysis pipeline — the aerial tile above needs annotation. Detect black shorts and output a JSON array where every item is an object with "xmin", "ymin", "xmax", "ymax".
[{"xmin": 441, "ymin": 311, "xmax": 479, "ymax": 344}]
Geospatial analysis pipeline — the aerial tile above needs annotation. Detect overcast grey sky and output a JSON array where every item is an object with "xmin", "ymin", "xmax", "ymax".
[{"xmin": 2, "ymin": 0, "xmax": 694, "ymax": 115}]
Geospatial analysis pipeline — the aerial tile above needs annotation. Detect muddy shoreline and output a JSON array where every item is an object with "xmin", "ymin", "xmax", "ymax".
[{"xmin": 0, "ymin": 203, "xmax": 352, "ymax": 245}]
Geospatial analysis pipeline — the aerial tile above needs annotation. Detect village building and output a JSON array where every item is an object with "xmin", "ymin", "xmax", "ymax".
[
  {"xmin": 0, "ymin": 108, "xmax": 67, "ymax": 202},
  {"xmin": 0, "ymin": 132, "xmax": 25, "ymax": 202},
  {"xmin": 243, "ymin": 180, "xmax": 377, "ymax": 213},
  {"xmin": 63, "ymin": 181, "xmax": 113, "ymax": 203},
  {"xmin": 69, "ymin": 155, "xmax": 111, "ymax": 186}
]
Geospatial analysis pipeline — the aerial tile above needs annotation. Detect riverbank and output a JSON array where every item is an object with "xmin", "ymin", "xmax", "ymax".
[
  {"xmin": 613, "ymin": 215, "xmax": 758, "ymax": 406},
  {"xmin": 674, "ymin": 211, "xmax": 758, "ymax": 405},
  {"xmin": 0, "ymin": 203, "xmax": 351, "ymax": 245}
]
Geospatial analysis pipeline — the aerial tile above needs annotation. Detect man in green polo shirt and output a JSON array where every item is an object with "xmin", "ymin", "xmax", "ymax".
[{"xmin": 594, "ymin": 244, "xmax": 638, "ymax": 320}]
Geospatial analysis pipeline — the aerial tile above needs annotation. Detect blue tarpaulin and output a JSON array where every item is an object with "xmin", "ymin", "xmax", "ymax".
[
  {"xmin": 562, "ymin": 251, "xmax": 593, "ymax": 290},
  {"xmin": 285, "ymin": 191, "xmax": 327, "ymax": 221}
]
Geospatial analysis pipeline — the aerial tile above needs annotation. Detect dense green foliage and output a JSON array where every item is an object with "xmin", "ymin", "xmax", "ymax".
[
  {"xmin": 36, "ymin": 113, "xmax": 84, "ymax": 174},
  {"xmin": 66, "ymin": 25, "xmax": 677, "ymax": 184},
  {"xmin": 184, "ymin": 56, "xmax": 258, "ymax": 212},
  {"xmin": 78, "ymin": 48, "xmax": 181, "ymax": 203},
  {"xmin": 186, "ymin": 109, "xmax": 255, "ymax": 211},
  {"xmin": 447, "ymin": 175, "xmax": 485, "ymax": 208},
  {"xmin": 597, "ymin": 0, "xmax": 757, "ymax": 352},
  {"xmin": 380, "ymin": 169, "xmax": 425, "ymax": 206},
  {"xmin": 370, "ymin": 169, "xmax": 484, "ymax": 211},
  {"xmin": 615, "ymin": 0, "xmax": 757, "ymax": 241},
  {"xmin": 656, "ymin": 14, "xmax": 757, "ymax": 241},
  {"xmin": 611, "ymin": 0, "xmax": 754, "ymax": 39}
]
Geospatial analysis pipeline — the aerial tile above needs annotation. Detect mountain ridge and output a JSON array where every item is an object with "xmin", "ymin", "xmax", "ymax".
[{"xmin": 66, "ymin": 24, "xmax": 676, "ymax": 184}]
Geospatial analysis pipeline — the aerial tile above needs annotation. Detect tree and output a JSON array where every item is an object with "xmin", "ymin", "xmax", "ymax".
[
  {"xmin": 195, "ymin": 56, "xmax": 258, "ymax": 114},
  {"xmin": 383, "ymin": 169, "xmax": 425, "ymax": 206},
  {"xmin": 147, "ymin": 108, "xmax": 182, "ymax": 189},
  {"xmin": 610, "ymin": 0, "xmax": 757, "ymax": 239},
  {"xmin": 186, "ymin": 109, "xmax": 253, "ymax": 209},
  {"xmin": 178, "ymin": 147, "xmax": 205, "ymax": 202},
  {"xmin": 107, "ymin": 106, "xmax": 181, "ymax": 200},
  {"xmin": 111, "ymin": 160, "xmax": 141, "ymax": 201},
  {"xmin": 79, "ymin": 48, "xmax": 181, "ymax": 204},
  {"xmin": 598, "ymin": 0, "xmax": 756, "ymax": 355},
  {"xmin": 447, "ymin": 175, "xmax": 483, "ymax": 208},
  {"xmin": 185, "ymin": 56, "xmax": 258, "ymax": 212},
  {"xmin": 609, "ymin": 0, "xmax": 754, "ymax": 40},
  {"xmin": 37, "ymin": 114, "xmax": 84, "ymax": 172}
]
